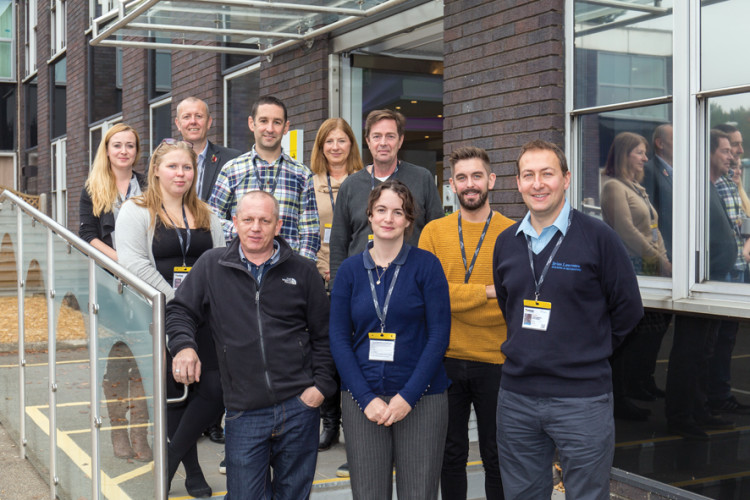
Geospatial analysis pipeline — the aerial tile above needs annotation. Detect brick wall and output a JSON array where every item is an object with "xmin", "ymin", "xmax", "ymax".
[
  {"xmin": 64, "ymin": 0, "xmax": 90, "ymax": 228},
  {"xmin": 260, "ymin": 38, "xmax": 329, "ymax": 163},
  {"xmin": 443, "ymin": 0, "xmax": 565, "ymax": 219},
  {"xmin": 35, "ymin": 0, "xmax": 51, "ymax": 197}
]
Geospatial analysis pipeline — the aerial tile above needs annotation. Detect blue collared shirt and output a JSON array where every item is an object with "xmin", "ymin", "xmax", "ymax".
[
  {"xmin": 239, "ymin": 240, "xmax": 281, "ymax": 284},
  {"xmin": 516, "ymin": 199, "xmax": 571, "ymax": 254}
]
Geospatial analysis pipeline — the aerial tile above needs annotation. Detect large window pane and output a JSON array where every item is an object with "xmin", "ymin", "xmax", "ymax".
[
  {"xmin": 89, "ymin": 43, "xmax": 122, "ymax": 123},
  {"xmin": 702, "ymin": 0, "xmax": 750, "ymax": 90},
  {"xmin": 26, "ymin": 78, "xmax": 37, "ymax": 148},
  {"xmin": 225, "ymin": 69, "xmax": 259, "ymax": 151},
  {"xmin": 51, "ymin": 57, "xmax": 66, "ymax": 139},
  {"xmin": 578, "ymin": 103, "xmax": 673, "ymax": 276},
  {"xmin": 0, "ymin": 83, "xmax": 15, "ymax": 150},
  {"xmin": 706, "ymin": 94, "xmax": 750, "ymax": 284},
  {"xmin": 574, "ymin": 0, "xmax": 673, "ymax": 109}
]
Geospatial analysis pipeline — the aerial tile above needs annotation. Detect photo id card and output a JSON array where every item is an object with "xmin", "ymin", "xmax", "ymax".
[
  {"xmin": 522, "ymin": 299, "xmax": 551, "ymax": 331},
  {"xmin": 173, "ymin": 266, "xmax": 192, "ymax": 290},
  {"xmin": 324, "ymin": 223, "xmax": 332, "ymax": 244},
  {"xmin": 368, "ymin": 332, "xmax": 396, "ymax": 362}
]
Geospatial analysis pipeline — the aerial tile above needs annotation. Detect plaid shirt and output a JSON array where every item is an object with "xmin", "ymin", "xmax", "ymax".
[
  {"xmin": 208, "ymin": 146, "xmax": 320, "ymax": 261},
  {"xmin": 715, "ymin": 174, "xmax": 746, "ymax": 272}
]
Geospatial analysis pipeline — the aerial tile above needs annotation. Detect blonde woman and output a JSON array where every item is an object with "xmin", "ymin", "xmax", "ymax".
[
  {"xmin": 78, "ymin": 124, "xmax": 152, "ymax": 462},
  {"xmin": 118, "ymin": 139, "xmax": 224, "ymax": 497}
]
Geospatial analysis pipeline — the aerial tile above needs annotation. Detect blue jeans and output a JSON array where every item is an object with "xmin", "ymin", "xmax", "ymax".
[
  {"xmin": 496, "ymin": 388, "xmax": 614, "ymax": 500},
  {"xmin": 224, "ymin": 394, "xmax": 320, "ymax": 500}
]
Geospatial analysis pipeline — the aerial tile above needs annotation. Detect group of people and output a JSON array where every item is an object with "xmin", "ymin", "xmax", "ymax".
[
  {"xmin": 597, "ymin": 125, "xmax": 750, "ymax": 439},
  {"xmin": 82, "ymin": 93, "xmax": 731, "ymax": 500}
]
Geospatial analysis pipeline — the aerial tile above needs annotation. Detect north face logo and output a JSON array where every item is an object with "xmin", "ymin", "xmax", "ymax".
[{"xmin": 282, "ymin": 277, "xmax": 297, "ymax": 285}]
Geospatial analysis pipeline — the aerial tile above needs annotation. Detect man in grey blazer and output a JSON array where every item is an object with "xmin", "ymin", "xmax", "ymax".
[{"xmin": 175, "ymin": 97, "xmax": 242, "ymax": 201}]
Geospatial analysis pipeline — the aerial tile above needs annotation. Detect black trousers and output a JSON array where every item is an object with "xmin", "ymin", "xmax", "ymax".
[{"xmin": 441, "ymin": 358, "xmax": 504, "ymax": 500}]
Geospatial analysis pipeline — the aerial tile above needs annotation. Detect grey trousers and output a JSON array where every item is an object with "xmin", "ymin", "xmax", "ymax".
[{"xmin": 341, "ymin": 391, "xmax": 448, "ymax": 500}]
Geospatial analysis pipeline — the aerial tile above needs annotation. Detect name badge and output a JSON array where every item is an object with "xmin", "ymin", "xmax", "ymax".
[
  {"xmin": 173, "ymin": 266, "xmax": 192, "ymax": 290},
  {"xmin": 368, "ymin": 234, "xmax": 374, "ymax": 241},
  {"xmin": 324, "ymin": 223, "xmax": 332, "ymax": 244},
  {"xmin": 368, "ymin": 332, "xmax": 396, "ymax": 362},
  {"xmin": 522, "ymin": 299, "xmax": 551, "ymax": 331}
]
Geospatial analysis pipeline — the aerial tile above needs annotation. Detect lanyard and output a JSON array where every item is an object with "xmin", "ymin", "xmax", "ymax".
[
  {"xmin": 326, "ymin": 173, "xmax": 336, "ymax": 211},
  {"xmin": 458, "ymin": 211, "xmax": 493, "ymax": 283},
  {"xmin": 366, "ymin": 260, "xmax": 402, "ymax": 333},
  {"xmin": 525, "ymin": 210, "xmax": 572, "ymax": 301},
  {"xmin": 253, "ymin": 156, "xmax": 282, "ymax": 196},
  {"xmin": 369, "ymin": 161, "xmax": 400, "ymax": 190},
  {"xmin": 162, "ymin": 204, "xmax": 191, "ymax": 266}
]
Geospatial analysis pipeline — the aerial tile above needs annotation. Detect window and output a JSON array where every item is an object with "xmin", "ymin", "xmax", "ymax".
[
  {"xmin": 148, "ymin": 44, "xmax": 171, "ymax": 100},
  {"xmin": 149, "ymin": 98, "xmax": 171, "ymax": 154},
  {"xmin": 50, "ymin": 137, "xmax": 66, "ymax": 225},
  {"xmin": 91, "ymin": 0, "xmax": 115, "ymax": 22},
  {"xmin": 51, "ymin": 57, "xmax": 66, "ymax": 139},
  {"xmin": 24, "ymin": 0, "xmax": 36, "ymax": 76},
  {"xmin": 50, "ymin": 0, "xmax": 66, "ymax": 56},
  {"xmin": 89, "ymin": 42, "xmax": 122, "ymax": 123},
  {"xmin": 223, "ymin": 64, "xmax": 259, "ymax": 150},
  {"xmin": 25, "ymin": 78, "xmax": 37, "ymax": 148},
  {"xmin": 0, "ymin": 0, "xmax": 13, "ymax": 79},
  {"xmin": 0, "ymin": 83, "xmax": 15, "ymax": 150}
]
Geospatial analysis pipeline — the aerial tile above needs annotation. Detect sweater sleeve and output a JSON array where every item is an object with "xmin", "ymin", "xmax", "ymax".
[
  {"xmin": 329, "ymin": 260, "xmax": 379, "ymax": 410},
  {"xmin": 418, "ymin": 220, "xmax": 489, "ymax": 313},
  {"xmin": 304, "ymin": 266, "xmax": 336, "ymax": 397},
  {"xmin": 398, "ymin": 252, "xmax": 451, "ymax": 407},
  {"xmin": 423, "ymin": 172, "xmax": 445, "ymax": 224},
  {"xmin": 117, "ymin": 201, "xmax": 175, "ymax": 301}
]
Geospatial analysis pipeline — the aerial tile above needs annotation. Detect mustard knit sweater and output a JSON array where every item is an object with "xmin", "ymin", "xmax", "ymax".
[{"xmin": 419, "ymin": 210, "xmax": 515, "ymax": 364}]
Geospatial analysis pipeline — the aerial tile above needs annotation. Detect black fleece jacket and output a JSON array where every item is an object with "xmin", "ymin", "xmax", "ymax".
[{"xmin": 167, "ymin": 236, "xmax": 336, "ymax": 411}]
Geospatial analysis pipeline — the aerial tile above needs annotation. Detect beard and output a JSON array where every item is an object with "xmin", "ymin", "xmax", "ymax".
[{"xmin": 457, "ymin": 189, "xmax": 488, "ymax": 211}]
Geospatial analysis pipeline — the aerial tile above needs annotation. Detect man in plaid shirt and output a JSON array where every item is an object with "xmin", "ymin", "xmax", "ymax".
[{"xmin": 209, "ymin": 96, "xmax": 320, "ymax": 261}]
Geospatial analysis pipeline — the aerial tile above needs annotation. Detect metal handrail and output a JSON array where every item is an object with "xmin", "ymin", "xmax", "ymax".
[{"xmin": 0, "ymin": 191, "xmax": 168, "ymax": 499}]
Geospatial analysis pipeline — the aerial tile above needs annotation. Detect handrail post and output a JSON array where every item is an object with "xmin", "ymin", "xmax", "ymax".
[
  {"xmin": 152, "ymin": 293, "xmax": 167, "ymax": 500},
  {"xmin": 16, "ymin": 203, "xmax": 26, "ymax": 460},
  {"xmin": 47, "ymin": 226, "xmax": 58, "ymax": 497},
  {"xmin": 88, "ymin": 258, "xmax": 101, "ymax": 500}
]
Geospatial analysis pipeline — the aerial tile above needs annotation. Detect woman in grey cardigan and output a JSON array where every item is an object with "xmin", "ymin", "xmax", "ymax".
[{"xmin": 118, "ymin": 139, "xmax": 224, "ymax": 498}]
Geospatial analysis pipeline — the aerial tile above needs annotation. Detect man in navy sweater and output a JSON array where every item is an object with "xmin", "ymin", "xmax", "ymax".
[{"xmin": 492, "ymin": 140, "xmax": 643, "ymax": 500}]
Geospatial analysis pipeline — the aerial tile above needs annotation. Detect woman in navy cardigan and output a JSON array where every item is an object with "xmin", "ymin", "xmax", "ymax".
[{"xmin": 330, "ymin": 180, "xmax": 451, "ymax": 499}]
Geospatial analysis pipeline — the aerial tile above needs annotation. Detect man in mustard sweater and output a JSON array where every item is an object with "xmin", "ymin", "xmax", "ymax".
[{"xmin": 419, "ymin": 146, "xmax": 514, "ymax": 500}]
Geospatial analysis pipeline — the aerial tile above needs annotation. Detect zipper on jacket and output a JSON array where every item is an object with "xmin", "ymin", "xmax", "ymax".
[{"xmin": 255, "ymin": 285, "xmax": 276, "ymax": 403}]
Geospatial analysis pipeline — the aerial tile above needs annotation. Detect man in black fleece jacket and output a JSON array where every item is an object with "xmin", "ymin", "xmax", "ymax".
[
  {"xmin": 169, "ymin": 191, "xmax": 335, "ymax": 499},
  {"xmin": 492, "ymin": 140, "xmax": 643, "ymax": 500}
]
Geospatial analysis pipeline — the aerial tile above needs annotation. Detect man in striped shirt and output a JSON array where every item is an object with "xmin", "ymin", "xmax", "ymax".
[{"xmin": 209, "ymin": 95, "xmax": 320, "ymax": 261}]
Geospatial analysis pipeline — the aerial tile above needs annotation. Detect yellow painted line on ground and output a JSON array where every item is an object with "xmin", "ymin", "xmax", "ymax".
[
  {"xmin": 616, "ymin": 425, "xmax": 750, "ymax": 448},
  {"xmin": 110, "ymin": 462, "xmax": 154, "ymax": 486},
  {"xmin": 671, "ymin": 469, "xmax": 750, "ymax": 487}
]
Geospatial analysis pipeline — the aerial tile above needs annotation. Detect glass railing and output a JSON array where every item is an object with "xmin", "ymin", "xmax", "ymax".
[{"xmin": 0, "ymin": 190, "xmax": 167, "ymax": 500}]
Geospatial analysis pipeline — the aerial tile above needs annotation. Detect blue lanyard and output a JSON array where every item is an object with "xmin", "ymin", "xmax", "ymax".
[
  {"xmin": 162, "ymin": 204, "xmax": 191, "ymax": 267},
  {"xmin": 458, "ymin": 211, "xmax": 493, "ymax": 284},
  {"xmin": 369, "ymin": 161, "xmax": 400, "ymax": 190},
  {"xmin": 253, "ymin": 155, "xmax": 282, "ymax": 196},
  {"xmin": 326, "ymin": 173, "xmax": 336, "ymax": 211},
  {"xmin": 366, "ymin": 256, "xmax": 402, "ymax": 333},
  {"xmin": 525, "ymin": 210, "xmax": 572, "ymax": 301}
]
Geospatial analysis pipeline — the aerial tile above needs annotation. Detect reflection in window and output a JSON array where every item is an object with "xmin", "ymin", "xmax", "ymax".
[
  {"xmin": 578, "ymin": 104, "xmax": 673, "ymax": 277},
  {"xmin": 225, "ymin": 69, "xmax": 259, "ymax": 151},
  {"xmin": 89, "ymin": 43, "xmax": 122, "ymax": 123},
  {"xmin": 702, "ymin": 0, "xmax": 750, "ymax": 90},
  {"xmin": 707, "ymin": 95, "xmax": 750, "ymax": 283},
  {"xmin": 51, "ymin": 57, "xmax": 66, "ymax": 139},
  {"xmin": 25, "ymin": 77, "xmax": 37, "ymax": 148},
  {"xmin": 574, "ymin": 0, "xmax": 673, "ymax": 109},
  {"xmin": 0, "ymin": 0, "xmax": 13, "ymax": 79},
  {"xmin": 0, "ymin": 83, "xmax": 15, "ymax": 150}
]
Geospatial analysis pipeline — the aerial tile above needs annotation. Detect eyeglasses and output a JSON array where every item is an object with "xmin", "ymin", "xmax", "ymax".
[{"xmin": 160, "ymin": 138, "xmax": 193, "ymax": 149}]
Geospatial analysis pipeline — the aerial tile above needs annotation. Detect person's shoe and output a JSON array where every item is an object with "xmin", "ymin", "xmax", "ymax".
[
  {"xmin": 318, "ymin": 427, "xmax": 340, "ymax": 451},
  {"xmin": 708, "ymin": 396, "xmax": 750, "ymax": 414},
  {"xmin": 336, "ymin": 462, "xmax": 349, "ymax": 478},
  {"xmin": 185, "ymin": 470, "xmax": 212, "ymax": 498},
  {"xmin": 644, "ymin": 378, "xmax": 666, "ymax": 398},
  {"xmin": 613, "ymin": 397, "xmax": 650, "ymax": 421},
  {"xmin": 667, "ymin": 420, "xmax": 709, "ymax": 440},
  {"xmin": 696, "ymin": 415, "xmax": 735, "ymax": 431},
  {"xmin": 627, "ymin": 384, "xmax": 657, "ymax": 402},
  {"xmin": 219, "ymin": 459, "xmax": 226, "ymax": 474},
  {"xmin": 205, "ymin": 423, "xmax": 225, "ymax": 444},
  {"xmin": 110, "ymin": 429, "xmax": 135, "ymax": 459}
]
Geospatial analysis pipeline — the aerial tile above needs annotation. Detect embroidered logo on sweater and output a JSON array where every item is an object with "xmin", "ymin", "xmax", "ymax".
[
  {"xmin": 551, "ymin": 261, "xmax": 581, "ymax": 272},
  {"xmin": 282, "ymin": 277, "xmax": 297, "ymax": 285}
]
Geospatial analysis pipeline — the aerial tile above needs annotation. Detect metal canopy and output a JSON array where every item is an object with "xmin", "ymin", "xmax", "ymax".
[{"xmin": 90, "ymin": 0, "xmax": 413, "ymax": 56}]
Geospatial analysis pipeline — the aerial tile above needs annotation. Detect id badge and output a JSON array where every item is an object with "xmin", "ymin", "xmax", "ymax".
[
  {"xmin": 650, "ymin": 223, "xmax": 658, "ymax": 243},
  {"xmin": 324, "ymin": 223, "xmax": 332, "ymax": 244},
  {"xmin": 173, "ymin": 266, "xmax": 191, "ymax": 290},
  {"xmin": 522, "ymin": 299, "xmax": 551, "ymax": 331},
  {"xmin": 368, "ymin": 234, "xmax": 374, "ymax": 241},
  {"xmin": 368, "ymin": 332, "xmax": 396, "ymax": 362}
]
